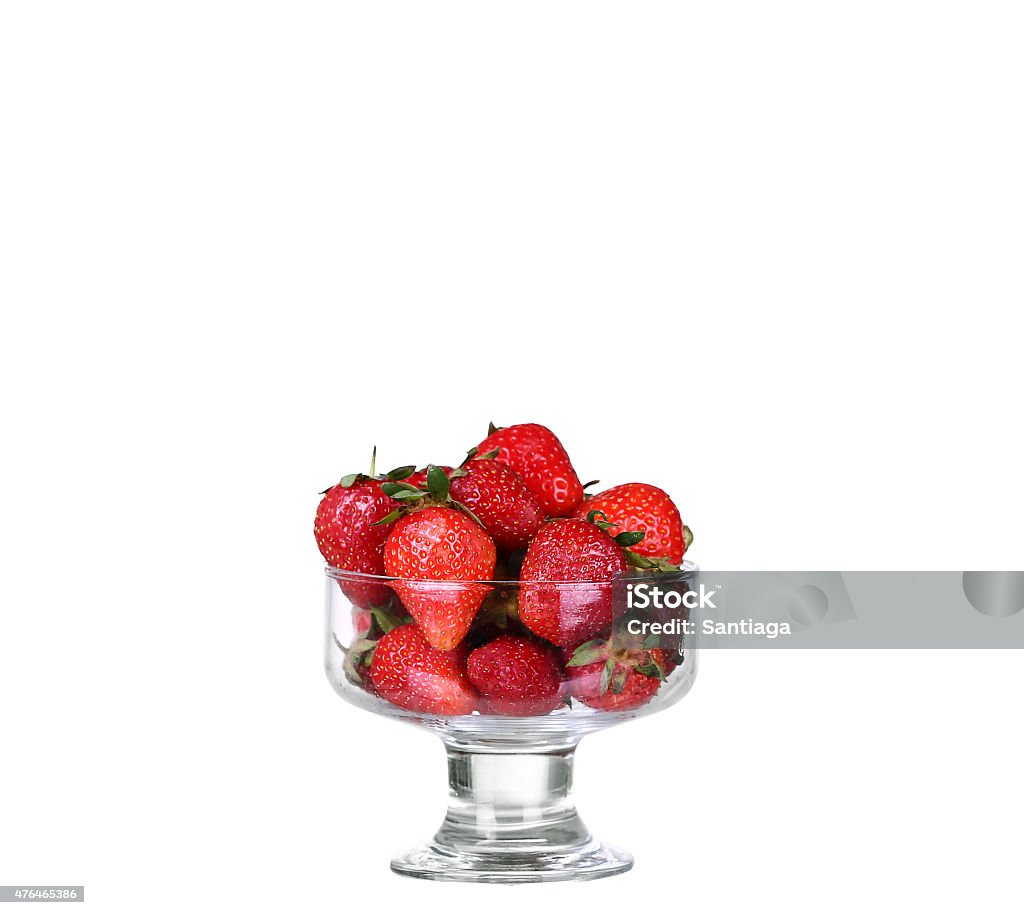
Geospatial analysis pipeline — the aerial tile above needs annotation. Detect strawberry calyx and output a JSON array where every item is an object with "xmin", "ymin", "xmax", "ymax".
[
  {"xmin": 584, "ymin": 508, "xmax": 683, "ymax": 572},
  {"xmin": 339, "ymin": 634, "xmax": 377, "ymax": 686},
  {"xmin": 373, "ymin": 465, "xmax": 486, "ymax": 529},
  {"xmin": 565, "ymin": 636, "xmax": 667, "ymax": 696},
  {"xmin": 320, "ymin": 446, "xmax": 418, "ymax": 494},
  {"xmin": 624, "ymin": 552, "xmax": 684, "ymax": 573}
]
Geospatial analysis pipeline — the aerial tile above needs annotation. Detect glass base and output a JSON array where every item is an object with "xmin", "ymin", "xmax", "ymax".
[
  {"xmin": 391, "ymin": 837, "xmax": 633, "ymax": 883},
  {"xmin": 390, "ymin": 742, "xmax": 633, "ymax": 884}
]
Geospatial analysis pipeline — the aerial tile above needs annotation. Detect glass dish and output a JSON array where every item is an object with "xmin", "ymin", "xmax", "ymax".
[{"xmin": 324, "ymin": 563, "xmax": 699, "ymax": 883}]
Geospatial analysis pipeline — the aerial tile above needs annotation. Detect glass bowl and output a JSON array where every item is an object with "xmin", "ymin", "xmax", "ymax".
[{"xmin": 324, "ymin": 562, "xmax": 699, "ymax": 883}]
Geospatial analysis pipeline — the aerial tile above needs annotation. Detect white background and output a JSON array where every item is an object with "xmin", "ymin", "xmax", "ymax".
[{"xmin": 1, "ymin": 1, "xmax": 1022, "ymax": 912}]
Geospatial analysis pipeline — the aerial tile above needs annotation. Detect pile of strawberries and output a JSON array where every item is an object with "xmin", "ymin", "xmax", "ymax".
[{"xmin": 315, "ymin": 422, "xmax": 693, "ymax": 717}]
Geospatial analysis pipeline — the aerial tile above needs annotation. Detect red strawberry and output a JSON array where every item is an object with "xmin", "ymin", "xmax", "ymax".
[
  {"xmin": 473, "ymin": 423, "xmax": 584, "ymax": 518},
  {"xmin": 565, "ymin": 641, "xmax": 668, "ymax": 711},
  {"xmin": 449, "ymin": 459, "xmax": 544, "ymax": 553},
  {"xmin": 518, "ymin": 519, "xmax": 628, "ymax": 646},
  {"xmin": 467, "ymin": 635, "xmax": 564, "ymax": 716},
  {"xmin": 383, "ymin": 506, "xmax": 496, "ymax": 650},
  {"xmin": 315, "ymin": 475, "xmax": 397, "ymax": 609},
  {"xmin": 370, "ymin": 624, "xmax": 477, "ymax": 715},
  {"xmin": 573, "ymin": 483, "xmax": 691, "ymax": 565}
]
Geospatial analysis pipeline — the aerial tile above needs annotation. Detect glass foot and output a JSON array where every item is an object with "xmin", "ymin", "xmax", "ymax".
[
  {"xmin": 390, "ymin": 743, "xmax": 633, "ymax": 883},
  {"xmin": 391, "ymin": 837, "xmax": 633, "ymax": 883}
]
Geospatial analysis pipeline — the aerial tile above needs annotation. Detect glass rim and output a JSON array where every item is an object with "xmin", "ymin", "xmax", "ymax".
[{"xmin": 325, "ymin": 558, "xmax": 698, "ymax": 589}]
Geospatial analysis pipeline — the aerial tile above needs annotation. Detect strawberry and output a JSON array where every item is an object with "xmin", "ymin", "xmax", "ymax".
[
  {"xmin": 315, "ymin": 473, "xmax": 398, "ymax": 609},
  {"xmin": 369, "ymin": 624, "xmax": 477, "ymax": 715},
  {"xmin": 565, "ymin": 639, "xmax": 668, "ymax": 711},
  {"xmin": 467, "ymin": 635, "xmax": 564, "ymax": 716},
  {"xmin": 473, "ymin": 423, "xmax": 584, "ymax": 518},
  {"xmin": 383, "ymin": 505, "xmax": 496, "ymax": 650},
  {"xmin": 573, "ymin": 483, "xmax": 692, "ymax": 565},
  {"xmin": 449, "ymin": 459, "xmax": 544, "ymax": 553},
  {"xmin": 518, "ymin": 519, "xmax": 628, "ymax": 646}
]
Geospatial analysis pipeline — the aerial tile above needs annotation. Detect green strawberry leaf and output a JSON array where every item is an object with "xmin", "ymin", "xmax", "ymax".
[
  {"xmin": 381, "ymin": 481, "xmax": 421, "ymax": 497},
  {"xmin": 487, "ymin": 421, "xmax": 500, "ymax": 436},
  {"xmin": 652, "ymin": 653, "xmax": 667, "ymax": 678},
  {"xmin": 386, "ymin": 465, "xmax": 417, "ymax": 481},
  {"xmin": 635, "ymin": 662, "xmax": 663, "ymax": 680},
  {"xmin": 388, "ymin": 490, "xmax": 426, "ymax": 501},
  {"xmin": 427, "ymin": 465, "xmax": 450, "ymax": 502},
  {"xmin": 623, "ymin": 550, "xmax": 681, "ymax": 572},
  {"xmin": 600, "ymin": 658, "xmax": 615, "ymax": 694},
  {"xmin": 459, "ymin": 446, "xmax": 498, "ymax": 466},
  {"xmin": 338, "ymin": 473, "xmax": 361, "ymax": 488},
  {"xmin": 683, "ymin": 525, "xmax": 694, "ymax": 550},
  {"xmin": 372, "ymin": 508, "xmax": 403, "ymax": 526},
  {"xmin": 586, "ymin": 509, "xmax": 617, "ymax": 533},
  {"xmin": 615, "ymin": 530, "xmax": 646, "ymax": 547},
  {"xmin": 370, "ymin": 605, "xmax": 405, "ymax": 634},
  {"xmin": 623, "ymin": 549, "xmax": 656, "ymax": 569},
  {"xmin": 566, "ymin": 639, "xmax": 606, "ymax": 667},
  {"xmin": 611, "ymin": 665, "xmax": 629, "ymax": 694}
]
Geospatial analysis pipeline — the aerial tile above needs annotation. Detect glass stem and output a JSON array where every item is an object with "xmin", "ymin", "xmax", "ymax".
[{"xmin": 434, "ymin": 743, "xmax": 591, "ymax": 853}]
